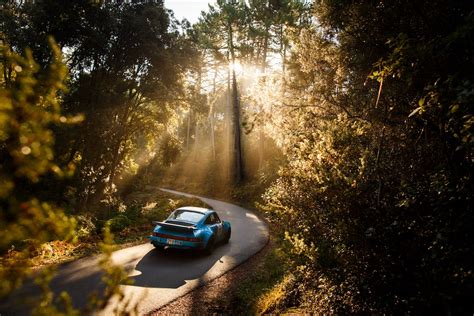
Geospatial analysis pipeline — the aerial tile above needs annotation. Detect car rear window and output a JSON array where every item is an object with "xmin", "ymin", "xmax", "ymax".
[{"xmin": 168, "ymin": 210, "xmax": 205, "ymax": 223}]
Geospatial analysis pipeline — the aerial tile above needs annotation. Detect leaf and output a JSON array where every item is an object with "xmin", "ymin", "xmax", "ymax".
[{"xmin": 418, "ymin": 96, "xmax": 425, "ymax": 107}]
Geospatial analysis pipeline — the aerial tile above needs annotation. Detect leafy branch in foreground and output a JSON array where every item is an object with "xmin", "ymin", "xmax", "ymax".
[
  {"xmin": 0, "ymin": 37, "xmax": 78, "ymax": 298},
  {"xmin": 1, "ymin": 39, "xmax": 134, "ymax": 315}
]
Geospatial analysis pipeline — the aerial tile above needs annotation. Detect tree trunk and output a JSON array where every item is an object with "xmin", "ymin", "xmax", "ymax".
[
  {"xmin": 258, "ymin": 22, "xmax": 270, "ymax": 170},
  {"xmin": 280, "ymin": 25, "xmax": 288, "ymax": 74},
  {"xmin": 226, "ymin": 57, "xmax": 232, "ymax": 171},
  {"xmin": 194, "ymin": 122, "xmax": 199, "ymax": 161},
  {"xmin": 210, "ymin": 111, "xmax": 216, "ymax": 161},
  {"xmin": 227, "ymin": 12, "xmax": 244, "ymax": 183},
  {"xmin": 232, "ymin": 69, "xmax": 243, "ymax": 183},
  {"xmin": 186, "ymin": 110, "xmax": 191, "ymax": 152},
  {"xmin": 210, "ymin": 67, "xmax": 217, "ymax": 161},
  {"xmin": 106, "ymin": 134, "xmax": 124, "ymax": 193}
]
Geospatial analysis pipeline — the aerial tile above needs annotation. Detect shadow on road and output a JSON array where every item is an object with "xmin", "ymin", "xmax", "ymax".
[
  {"xmin": 0, "ymin": 257, "xmax": 109, "ymax": 315},
  {"xmin": 127, "ymin": 245, "xmax": 229, "ymax": 289}
]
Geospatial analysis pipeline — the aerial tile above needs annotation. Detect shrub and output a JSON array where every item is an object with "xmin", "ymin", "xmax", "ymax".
[{"xmin": 106, "ymin": 215, "xmax": 131, "ymax": 233}]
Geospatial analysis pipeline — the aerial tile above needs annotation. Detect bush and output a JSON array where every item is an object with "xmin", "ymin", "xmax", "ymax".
[{"xmin": 106, "ymin": 215, "xmax": 131, "ymax": 233}]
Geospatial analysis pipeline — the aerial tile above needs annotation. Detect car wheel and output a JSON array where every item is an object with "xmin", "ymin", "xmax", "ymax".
[
  {"xmin": 224, "ymin": 227, "xmax": 231, "ymax": 244},
  {"xmin": 153, "ymin": 244, "xmax": 165, "ymax": 251},
  {"xmin": 204, "ymin": 236, "xmax": 216, "ymax": 255}
]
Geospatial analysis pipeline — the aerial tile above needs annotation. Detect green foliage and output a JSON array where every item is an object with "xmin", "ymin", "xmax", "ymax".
[
  {"xmin": 0, "ymin": 39, "xmax": 78, "ymax": 298},
  {"xmin": 107, "ymin": 214, "xmax": 132, "ymax": 233},
  {"xmin": 260, "ymin": 0, "xmax": 474, "ymax": 314}
]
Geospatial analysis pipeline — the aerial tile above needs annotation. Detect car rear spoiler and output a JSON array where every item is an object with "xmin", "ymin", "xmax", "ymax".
[{"xmin": 152, "ymin": 221, "xmax": 196, "ymax": 232}]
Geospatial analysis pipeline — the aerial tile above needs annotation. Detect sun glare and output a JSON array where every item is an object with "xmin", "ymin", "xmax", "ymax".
[{"xmin": 229, "ymin": 60, "xmax": 243, "ymax": 73}]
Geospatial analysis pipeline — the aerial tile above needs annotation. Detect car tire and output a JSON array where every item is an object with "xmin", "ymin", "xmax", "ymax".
[
  {"xmin": 153, "ymin": 244, "xmax": 165, "ymax": 251},
  {"xmin": 204, "ymin": 236, "xmax": 215, "ymax": 255},
  {"xmin": 224, "ymin": 227, "xmax": 231, "ymax": 244}
]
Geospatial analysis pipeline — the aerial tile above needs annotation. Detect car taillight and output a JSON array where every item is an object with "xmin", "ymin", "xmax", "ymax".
[{"xmin": 153, "ymin": 232, "xmax": 201, "ymax": 242}]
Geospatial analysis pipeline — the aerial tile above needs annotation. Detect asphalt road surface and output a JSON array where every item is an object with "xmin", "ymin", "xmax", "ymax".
[{"xmin": 0, "ymin": 189, "xmax": 269, "ymax": 315}]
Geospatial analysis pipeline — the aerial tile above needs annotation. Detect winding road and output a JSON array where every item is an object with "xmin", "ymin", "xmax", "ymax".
[{"xmin": 0, "ymin": 189, "xmax": 269, "ymax": 315}]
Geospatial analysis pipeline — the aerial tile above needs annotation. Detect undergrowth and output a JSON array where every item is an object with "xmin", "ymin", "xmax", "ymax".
[{"xmin": 6, "ymin": 190, "xmax": 211, "ymax": 268}]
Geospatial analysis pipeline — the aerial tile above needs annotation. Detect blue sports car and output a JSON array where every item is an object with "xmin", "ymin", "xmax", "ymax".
[{"xmin": 149, "ymin": 207, "xmax": 231, "ymax": 254}]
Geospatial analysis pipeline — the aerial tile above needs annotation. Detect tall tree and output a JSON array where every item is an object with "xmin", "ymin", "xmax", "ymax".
[
  {"xmin": 196, "ymin": 0, "xmax": 249, "ymax": 183},
  {"xmin": 246, "ymin": 0, "xmax": 311, "ymax": 169}
]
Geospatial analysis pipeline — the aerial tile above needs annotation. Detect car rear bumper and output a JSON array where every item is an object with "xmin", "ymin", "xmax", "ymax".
[{"xmin": 148, "ymin": 236, "xmax": 205, "ymax": 249}]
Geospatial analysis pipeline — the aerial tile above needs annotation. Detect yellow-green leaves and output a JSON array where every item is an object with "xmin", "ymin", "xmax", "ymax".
[
  {"xmin": 0, "ymin": 39, "xmax": 79, "ymax": 300},
  {"xmin": 1, "ymin": 38, "xmax": 77, "ymax": 184}
]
